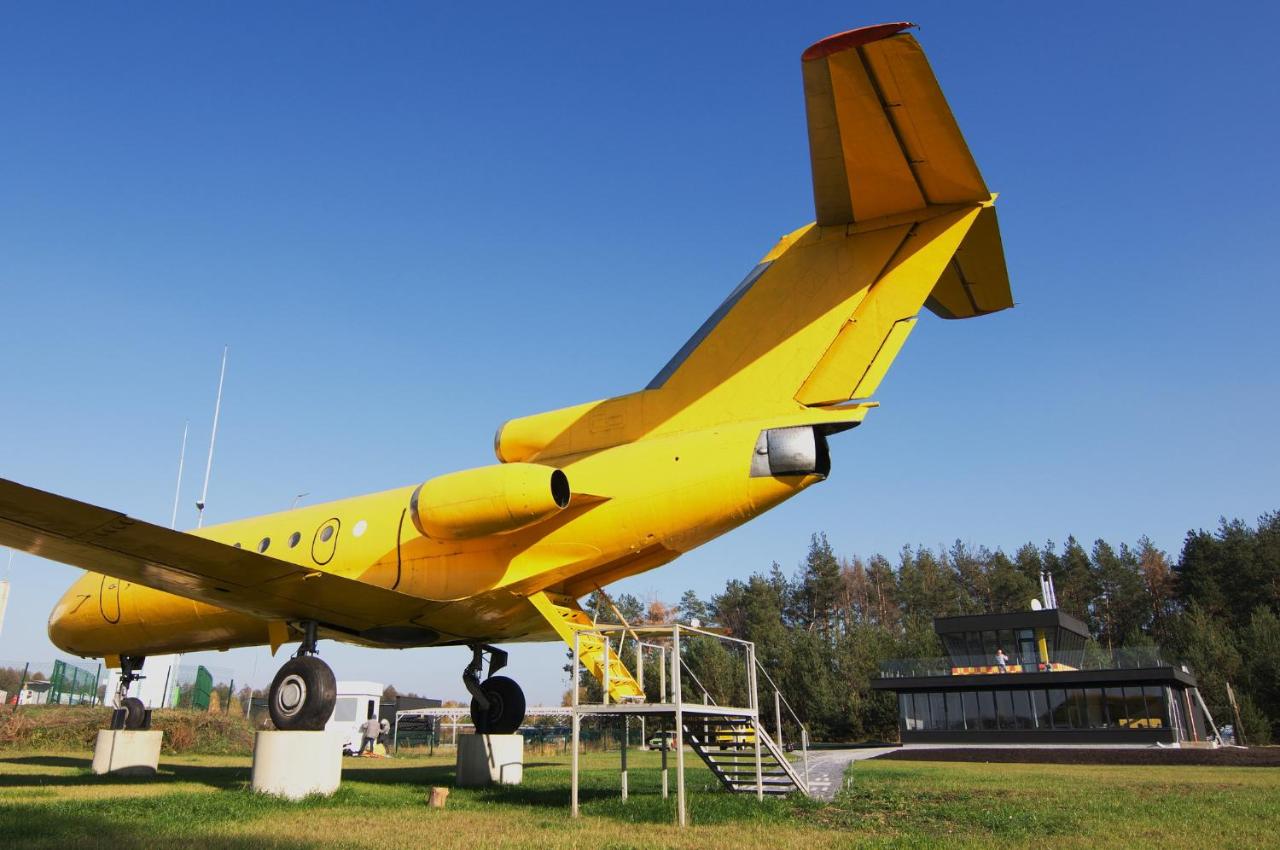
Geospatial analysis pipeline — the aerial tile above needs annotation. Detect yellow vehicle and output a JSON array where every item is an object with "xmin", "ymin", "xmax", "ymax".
[
  {"xmin": 712, "ymin": 725, "xmax": 758, "ymax": 750},
  {"xmin": 0, "ymin": 22, "xmax": 1013, "ymax": 734}
]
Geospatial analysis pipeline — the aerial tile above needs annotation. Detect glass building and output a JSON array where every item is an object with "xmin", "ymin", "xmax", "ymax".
[{"xmin": 871, "ymin": 611, "xmax": 1213, "ymax": 744}]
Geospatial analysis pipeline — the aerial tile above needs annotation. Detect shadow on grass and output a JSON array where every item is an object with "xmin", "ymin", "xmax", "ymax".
[
  {"xmin": 0, "ymin": 806, "xmax": 318, "ymax": 850},
  {"xmin": 0, "ymin": 754, "xmax": 249, "ymax": 790}
]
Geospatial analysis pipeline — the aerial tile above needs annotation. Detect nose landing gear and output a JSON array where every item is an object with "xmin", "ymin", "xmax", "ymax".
[
  {"xmin": 111, "ymin": 655, "xmax": 149, "ymax": 731},
  {"xmin": 464, "ymin": 645, "xmax": 526, "ymax": 735},
  {"xmin": 267, "ymin": 621, "xmax": 337, "ymax": 731}
]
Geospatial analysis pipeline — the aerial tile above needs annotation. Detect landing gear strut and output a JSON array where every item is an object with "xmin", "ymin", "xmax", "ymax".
[
  {"xmin": 112, "ymin": 655, "xmax": 149, "ymax": 731},
  {"xmin": 465, "ymin": 645, "xmax": 526, "ymax": 734},
  {"xmin": 268, "ymin": 621, "xmax": 337, "ymax": 731}
]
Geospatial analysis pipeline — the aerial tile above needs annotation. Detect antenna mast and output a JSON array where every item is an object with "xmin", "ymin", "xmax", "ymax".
[
  {"xmin": 196, "ymin": 345, "xmax": 229, "ymax": 529},
  {"xmin": 170, "ymin": 420, "xmax": 189, "ymax": 529}
]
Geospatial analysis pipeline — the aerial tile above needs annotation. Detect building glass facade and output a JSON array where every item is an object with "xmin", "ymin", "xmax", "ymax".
[{"xmin": 873, "ymin": 610, "xmax": 1212, "ymax": 744}]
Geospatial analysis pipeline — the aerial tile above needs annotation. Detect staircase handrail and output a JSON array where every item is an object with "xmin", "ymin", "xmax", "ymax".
[{"xmin": 754, "ymin": 657, "xmax": 808, "ymax": 736}]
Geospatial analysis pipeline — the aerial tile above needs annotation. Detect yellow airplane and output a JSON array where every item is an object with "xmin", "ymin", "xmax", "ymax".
[{"xmin": 0, "ymin": 22, "xmax": 1012, "ymax": 734}]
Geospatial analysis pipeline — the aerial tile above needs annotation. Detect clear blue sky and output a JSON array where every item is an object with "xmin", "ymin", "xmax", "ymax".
[{"xmin": 2, "ymin": 3, "xmax": 1278, "ymax": 704}]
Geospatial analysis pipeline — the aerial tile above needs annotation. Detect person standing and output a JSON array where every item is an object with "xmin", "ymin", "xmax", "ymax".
[
  {"xmin": 995, "ymin": 648, "xmax": 1009, "ymax": 673},
  {"xmin": 358, "ymin": 715, "xmax": 381, "ymax": 755}
]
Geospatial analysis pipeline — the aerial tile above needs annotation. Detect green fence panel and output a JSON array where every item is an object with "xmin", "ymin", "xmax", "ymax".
[{"xmin": 192, "ymin": 665, "xmax": 213, "ymax": 711}]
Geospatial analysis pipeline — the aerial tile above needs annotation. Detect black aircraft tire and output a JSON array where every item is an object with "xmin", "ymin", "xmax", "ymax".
[
  {"xmin": 121, "ymin": 697, "xmax": 147, "ymax": 730},
  {"xmin": 268, "ymin": 656, "xmax": 337, "ymax": 731},
  {"xmin": 470, "ymin": 676, "xmax": 526, "ymax": 735}
]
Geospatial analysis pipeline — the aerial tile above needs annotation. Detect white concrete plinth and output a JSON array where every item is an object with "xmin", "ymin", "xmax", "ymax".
[
  {"xmin": 456, "ymin": 734, "xmax": 524, "ymax": 786},
  {"xmin": 251, "ymin": 731, "xmax": 342, "ymax": 800},
  {"xmin": 92, "ymin": 729, "xmax": 163, "ymax": 776}
]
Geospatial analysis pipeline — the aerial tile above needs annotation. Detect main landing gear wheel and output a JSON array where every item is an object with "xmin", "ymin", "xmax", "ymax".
[
  {"xmin": 470, "ymin": 675, "xmax": 526, "ymax": 734},
  {"xmin": 120, "ymin": 697, "xmax": 147, "ymax": 730},
  {"xmin": 268, "ymin": 655, "xmax": 337, "ymax": 731}
]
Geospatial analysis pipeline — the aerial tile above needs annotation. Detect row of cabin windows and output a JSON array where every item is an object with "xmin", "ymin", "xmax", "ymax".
[
  {"xmin": 231, "ymin": 522, "xmax": 338, "ymax": 554},
  {"xmin": 899, "ymin": 686, "xmax": 1171, "ymax": 733}
]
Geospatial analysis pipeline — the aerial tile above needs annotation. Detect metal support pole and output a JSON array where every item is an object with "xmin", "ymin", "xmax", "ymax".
[
  {"xmin": 661, "ymin": 740, "xmax": 669, "ymax": 798},
  {"xmin": 93, "ymin": 664, "xmax": 102, "ymax": 707},
  {"xmin": 802, "ymin": 727, "xmax": 810, "ymax": 787},
  {"xmin": 774, "ymin": 688, "xmax": 784, "ymax": 750},
  {"xmin": 636, "ymin": 639, "xmax": 645, "ymax": 701},
  {"xmin": 659, "ymin": 647, "xmax": 667, "ymax": 703},
  {"xmin": 571, "ymin": 629, "xmax": 581, "ymax": 817},
  {"xmin": 672, "ymin": 625, "xmax": 686, "ymax": 827},
  {"xmin": 620, "ymin": 716, "xmax": 628, "ymax": 802},
  {"xmin": 226, "ymin": 678, "xmax": 234, "ymax": 714},
  {"xmin": 602, "ymin": 636, "xmax": 611, "ymax": 705},
  {"xmin": 750, "ymin": 646, "xmax": 763, "ymax": 801}
]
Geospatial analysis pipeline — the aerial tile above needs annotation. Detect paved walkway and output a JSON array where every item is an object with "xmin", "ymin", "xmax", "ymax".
[{"xmin": 801, "ymin": 747, "xmax": 897, "ymax": 800}]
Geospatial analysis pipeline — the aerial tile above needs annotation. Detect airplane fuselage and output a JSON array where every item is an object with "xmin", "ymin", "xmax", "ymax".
[{"xmin": 48, "ymin": 415, "xmax": 833, "ymax": 657}]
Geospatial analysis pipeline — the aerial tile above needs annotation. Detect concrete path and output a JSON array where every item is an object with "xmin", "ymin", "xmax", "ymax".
[{"xmin": 800, "ymin": 747, "xmax": 897, "ymax": 800}]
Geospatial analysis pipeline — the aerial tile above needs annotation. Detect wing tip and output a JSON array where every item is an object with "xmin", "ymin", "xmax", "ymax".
[{"xmin": 801, "ymin": 22, "xmax": 916, "ymax": 62}]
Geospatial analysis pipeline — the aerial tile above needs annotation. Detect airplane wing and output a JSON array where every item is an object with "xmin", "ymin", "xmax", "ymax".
[
  {"xmin": 0, "ymin": 477, "xmax": 429, "ymax": 634},
  {"xmin": 802, "ymin": 22, "xmax": 989, "ymax": 224}
]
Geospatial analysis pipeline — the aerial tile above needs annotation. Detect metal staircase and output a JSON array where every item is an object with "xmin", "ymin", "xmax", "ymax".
[{"xmin": 684, "ymin": 717, "xmax": 806, "ymax": 796}]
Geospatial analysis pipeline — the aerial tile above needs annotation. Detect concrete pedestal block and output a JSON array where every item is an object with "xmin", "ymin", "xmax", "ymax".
[
  {"xmin": 456, "ymin": 734, "xmax": 524, "ymax": 786},
  {"xmin": 251, "ymin": 731, "xmax": 342, "ymax": 800},
  {"xmin": 92, "ymin": 729, "xmax": 163, "ymax": 776}
]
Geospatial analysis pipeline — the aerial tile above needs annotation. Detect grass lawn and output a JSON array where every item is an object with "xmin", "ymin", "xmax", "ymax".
[{"xmin": 1, "ymin": 747, "xmax": 1276, "ymax": 849}]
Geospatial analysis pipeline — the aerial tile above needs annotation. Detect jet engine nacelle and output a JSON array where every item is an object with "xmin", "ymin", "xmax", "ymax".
[{"xmin": 409, "ymin": 462, "xmax": 571, "ymax": 540}]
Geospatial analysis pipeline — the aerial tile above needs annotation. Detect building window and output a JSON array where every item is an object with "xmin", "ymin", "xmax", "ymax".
[
  {"xmin": 978, "ymin": 691, "xmax": 997, "ymax": 730},
  {"xmin": 962, "ymin": 691, "xmax": 980, "ymax": 731},
  {"xmin": 965, "ymin": 632, "xmax": 984, "ymax": 668},
  {"xmin": 1048, "ymin": 689, "xmax": 1068, "ymax": 728},
  {"xmin": 1084, "ymin": 688, "xmax": 1106, "ymax": 727},
  {"xmin": 929, "ymin": 692, "xmax": 946, "ymax": 730},
  {"xmin": 1103, "ymin": 687, "xmax": 1126, "ymax": 727},
  {"xmin": 995, "ymin": 691, "xmax": 1014, "ymax": 729},
  {"xmin": 914, "ymin": 693, "xmax": 930, "ymax": 730},
  {"xmin": 981, "ymin": 630, "xmax": 998, "ymax": 665},
  {"xmin": 945, "ymin": 692, "xmax": 964, "ymax": 731},
  {"xmin": 1031, "ymin": 690, "xmax": 1049, "ymax": 729},
  {"xmin": 1069, "ymin": 689, "xmax": 1087, "ymax": 728},
  {"xmin": 1143, "ymin": 686, "xmax": 1167, "ymax": 729},
  {"xmin": 1012, "ymin": 690, "xmax": 1035, "ymax": 729}
]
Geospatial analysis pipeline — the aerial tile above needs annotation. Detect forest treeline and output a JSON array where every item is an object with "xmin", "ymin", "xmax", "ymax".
[{"xmin": 585, "ymin": 511, "xmax": 1280, "ymax": 744}]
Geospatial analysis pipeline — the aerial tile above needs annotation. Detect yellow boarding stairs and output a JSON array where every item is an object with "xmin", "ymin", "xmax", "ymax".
[
  {"xmin": 528, "ymin": 591, "xmax": 646, "ymax": 703},
  {"xmin": 532, "ymin": 590, "xmax": 809, "ymax": 797}
]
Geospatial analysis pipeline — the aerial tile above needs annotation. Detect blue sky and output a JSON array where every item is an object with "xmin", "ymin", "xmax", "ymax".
[{"xmin": 2, "ymin": 3, "xmax": 1278, "ymax": 704}]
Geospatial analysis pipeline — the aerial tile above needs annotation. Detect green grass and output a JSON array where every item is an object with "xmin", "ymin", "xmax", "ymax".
[{"xmin": 0, "ymin": 747, "xmax": 1276, "ymax": 849}]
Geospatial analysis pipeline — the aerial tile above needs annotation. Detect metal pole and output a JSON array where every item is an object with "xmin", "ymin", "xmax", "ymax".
[
  {"xmin": 802, "ymin": 727, "xmax": 810, "ymax": 787},
  {"xmin": 635, "ymin": 638, "xmax": 644, "ymax": 701},
  {"xmin": 93, "ymin": 664, "xmax": 102, "ymax": 707},
  {"xmin": 672, "ymin": 625, "xmax": 686, "ymax": 827},
  {"xmin": 226, "ymin": 678, "xmax": 234, "ymax": 714},
  {"xmin": 196, "ymin": 345, "xmax": 228, "ymax": 529},
  {"xmin": 602, "ymin": 635, "xmax": 610, "ymax": 705},
  {"xmin": 661, "ymin": 739, "xmax": 669, "ymax": 798},
  {"xmin": 750, "ymin": 646, "xmax": 763, "ymax": 801},
  {"xmin": 620, "ymin": 716, "xmax": 628, "ymax": 802},
  {"xmin": 774, "ymin": 688, "xmax": 784, "ymax": 750},
  {"xmin": 571, "ymin": 629, "xmax": 581, "ymax": 818},
  {"xmin": 15, "ymin": 662, "xmax": 29, "ymax": 710},
  {"xmin": 659, "ymin": 647, "xmax": 667, "ymax": 703},
  {"xmin": 170, "ymin": 421, "xmax": 188, "ymax": 529}
]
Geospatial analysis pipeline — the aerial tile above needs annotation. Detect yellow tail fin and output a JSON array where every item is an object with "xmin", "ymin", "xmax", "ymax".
[{"xmin": 493, "ymin": 24, "xmax": 1012, "ymax": 461}]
